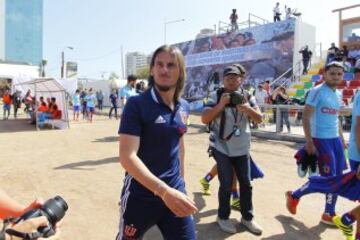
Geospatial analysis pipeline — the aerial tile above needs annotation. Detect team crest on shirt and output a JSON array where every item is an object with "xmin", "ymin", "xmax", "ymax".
[
  {"xmin": 179, "ymin": 110, "xmax": 188, "ymax": 125},
  {"xmin": 124, "ymin": 224, "xmax": 137, "ymax": 238}
]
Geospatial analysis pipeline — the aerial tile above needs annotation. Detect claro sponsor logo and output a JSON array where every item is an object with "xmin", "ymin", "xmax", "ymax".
[{"xmin": 321, "ymin": 107, "xmax": 338, "ymax": 115}]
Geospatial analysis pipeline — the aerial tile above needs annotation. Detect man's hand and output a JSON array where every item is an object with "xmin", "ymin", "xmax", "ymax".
[
  {"xmin": 305, "ymin": 141, "xmax": 317, "ymax": 155},
  {"xmin": 236, "ymin": 102, "xmax": 251, "ymax": 113},
  {"xmin": 218, "ymin": 93, "xmax": 230, "ymax": 108},
  {"xmin": 162, "ymin": 188, "xmax": 198, "ymax": 217},
  {"xmin": 6, "ymin": 216, "xmax": 60, "ymax": 240}
]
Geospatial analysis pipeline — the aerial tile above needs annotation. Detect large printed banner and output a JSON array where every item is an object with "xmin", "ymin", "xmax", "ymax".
[{"xmin": 173, "ymin": 19, "xmax": 296, "ymax": 101}]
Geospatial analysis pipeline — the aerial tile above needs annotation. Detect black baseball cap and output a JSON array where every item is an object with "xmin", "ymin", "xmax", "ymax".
[
  {"xmin": 325, "ymin": 61, "xmax": 344, "ymax": 71},
  {"xmin": 223, "ymin": 64, "xmax": 246, "ymax": 76}
]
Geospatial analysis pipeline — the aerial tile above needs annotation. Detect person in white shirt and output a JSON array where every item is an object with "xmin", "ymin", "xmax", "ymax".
[
  {"xmin": 254, "ymin": 84, "xmax": 268, "ymax": 106},
  {"xmin": 286, "ymin": 7, "xmax": 292, "ymax": 20},
  {"xmin": 273, "ymin": 2, "xmax": 281, "ymax": 22}
]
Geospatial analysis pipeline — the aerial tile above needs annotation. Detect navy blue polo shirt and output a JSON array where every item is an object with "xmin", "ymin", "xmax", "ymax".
[{"xmin": 119, "ymin": 87, "xmax": 190, "ymax": 197}]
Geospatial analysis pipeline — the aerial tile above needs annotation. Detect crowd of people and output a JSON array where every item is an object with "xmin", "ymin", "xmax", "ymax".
[
  {"xmin": 72, "ymin": 76, "xmax": 147, "ymax": 122},
  {"xmin": 1, "ymin": 89, "xmax": 62, "ymax": 128},
  {"xmin": 326, "ymin": 43, "xmax": 360, "ymax": 74}
]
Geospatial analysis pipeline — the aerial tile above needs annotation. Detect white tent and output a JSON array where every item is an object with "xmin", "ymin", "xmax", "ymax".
[{"xmin": 15, "ymin": 78, "xmax": 70, "ymax": 130}]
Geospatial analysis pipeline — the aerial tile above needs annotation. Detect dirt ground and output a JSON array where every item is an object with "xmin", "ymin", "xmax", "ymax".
[{"xmin": 0, "ymin": 113, "xmax": 358, "ymax": 240}]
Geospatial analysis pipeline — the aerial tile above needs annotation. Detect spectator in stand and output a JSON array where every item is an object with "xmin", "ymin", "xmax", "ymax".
[
  {"xmin": 254, "ymin": 84, "xmax": 268, "ymax": 128},
  {"xmin": 264, "ymin": 80, "xmax": 271, "ymax": 97},
  {"xmin": 12, "ymin": 90, "xmax": 21, "ymax": 119},
  {"xmin": 299, "ymin": 45, "xmax": 312, "ymax": 75},
  {"xmin": 109, "ymin": 89, "xmax": 118, "ymax": 119},
  {"xmin": 327, "ymin": 43, "xmax": 340, "ymax": 63},
  {"xmin": 2, "ymin": 89, "xmax": 11, "ymax": 120},
  {"xmin": 97, "ymin": 90, "xmax": 104, "ymax": 111},
  {"xmin": 342, "ymin": 45, "xmax": 349, "ymax": 59},
  {"xmin": 254, "ymin": 84, "xmax": 268, "ymax": 107},
  {"xmin": 272, "ymin": 86, "xmax": 291, "ymax": 133},
  {"xmin": 73, "ymin": 89, "xmax": 81, "ymax": 121},
  {"xmin": 343, "ymin": 56, "xmax": 352, "ymax": 73},
  {"xmin": 230, "ymin": 9, "xmax": 238, "ymax": 31},
  {"xmin": 273, "ymin": 2, "xmax": 281, "ymax": 22},
  {"xmin": 349, "ymin": 32, "xmax": 360, "ymax": 42},
  {"xmin": 349, "ymin": 46, "xmax": 360, "ymax": 61}
]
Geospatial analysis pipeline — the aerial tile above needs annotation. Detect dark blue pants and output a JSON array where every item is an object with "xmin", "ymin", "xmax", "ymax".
[
  {"xmin": 212, "ymin": 148, "xmax": 253, "ymax": 221},
  {"xmin": 293, "ymin": 138, "xmax": 346, "ymax": 215},
  {"xmin": 116, "ymin": 178, "xmax": 195, "ymax": 240},
  {"xmin": 109, "ymin": 103, "xmax": 118, "ymax": 118}
]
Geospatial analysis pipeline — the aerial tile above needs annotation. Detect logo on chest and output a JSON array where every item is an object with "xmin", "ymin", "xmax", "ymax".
[
  {"xmin": 154, "ymin": 115, "xmax": 166, "ymax": 124},
  {"xmin": 320, "ymin": 107, "xmax": 338, "ymax": 115},
  {"xmin": 179, "ymin": 110, "xmax": 188, "ymax": 125}
]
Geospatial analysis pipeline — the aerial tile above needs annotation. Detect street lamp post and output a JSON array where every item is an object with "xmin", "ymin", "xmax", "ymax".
[
  {"xmin": 61, "ymin": 46, "xmax": 74, "ymax": 78},
  {"xmin": 164, "ymin": 18, "xmax": 185, "ymax": 44}
]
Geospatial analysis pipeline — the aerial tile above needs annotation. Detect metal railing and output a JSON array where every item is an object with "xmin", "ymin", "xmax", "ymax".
[
  {"xmin": 258, "ymin": 104, "xmax": 352, "ymax": 134},
  {"xmin": 218, "ymin": 13, "xmax": 270, "ymax": 34},
  {"xmin": 269, "ymin": 67, "xmax": 293, "ymax": 88}
]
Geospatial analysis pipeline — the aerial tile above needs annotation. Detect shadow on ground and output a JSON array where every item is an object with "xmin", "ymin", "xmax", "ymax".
[
  {"xmin": 0, "ymin": 118, "xmax": 35, "ymax": 133},
  {"xmin": 54, "ymin": 157, "xmax": 118, "ymax": 170},
  {"xmin": 261, "ymin": 215, "xmax": 328, "ymax": 240}
]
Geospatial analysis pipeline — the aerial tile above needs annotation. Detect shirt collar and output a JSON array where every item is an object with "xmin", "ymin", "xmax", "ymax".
[{"xmin": 150, "ymin": 87, "xmax": 180, "ymax": 109}]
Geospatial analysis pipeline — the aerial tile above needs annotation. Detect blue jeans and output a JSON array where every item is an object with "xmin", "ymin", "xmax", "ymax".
[{"xmin": 212, "ymin": 148, "xmax": 253, "ymax": 221}]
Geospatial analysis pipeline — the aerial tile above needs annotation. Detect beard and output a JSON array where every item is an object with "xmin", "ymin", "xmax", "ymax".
[{"xmin": 155, "ymin": 82, "xmax": 176, "ymax": 92}]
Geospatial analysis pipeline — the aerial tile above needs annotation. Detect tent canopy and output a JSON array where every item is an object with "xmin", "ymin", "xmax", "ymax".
[{"xmin": 15, "ymin": 78, "xmax": 70, "ymax": 130}]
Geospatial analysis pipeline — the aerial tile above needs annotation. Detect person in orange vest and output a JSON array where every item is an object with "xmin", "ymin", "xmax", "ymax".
[{"xmin": 2, "ymin": 89, "xmax": 12, "ymax": 120}]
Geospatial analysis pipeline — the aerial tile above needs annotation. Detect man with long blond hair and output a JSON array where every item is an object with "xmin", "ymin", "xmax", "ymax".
[{"xmin": 116, "ymin": 45, "xmax": 197, "ymax": 240}]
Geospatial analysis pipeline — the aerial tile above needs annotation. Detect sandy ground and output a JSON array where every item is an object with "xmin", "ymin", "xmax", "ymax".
[{"xmin": 0, "ymin": 112, "xmax": 358, "ymax": 240}]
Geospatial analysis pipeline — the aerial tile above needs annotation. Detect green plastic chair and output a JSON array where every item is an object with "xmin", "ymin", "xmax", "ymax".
[
  {"xmin": 296, "ymin": 89, "xmax": 305, "ymax": 97},
  {"xmin": 303, "ymin": 81, "xmax": 313, "ymax": 89}
]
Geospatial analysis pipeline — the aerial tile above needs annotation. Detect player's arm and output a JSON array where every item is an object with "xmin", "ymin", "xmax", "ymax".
[
  {"xmin": 303, "ymin": 104, "xmax": 316, "ymax": 154},
  {"xmin": 119, "ymin": 134, "xmax": 197, "ymax": 217},
  {"xmin": 179, "ymin": 136, "xmax": 185, "ymax": 178},
  {"xmin": 338, "ymin": 116, "xmax": 347, "ymax": 148}
]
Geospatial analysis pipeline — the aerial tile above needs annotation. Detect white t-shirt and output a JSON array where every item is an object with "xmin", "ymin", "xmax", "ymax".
[
  {"xmin": 273, "ymin": 6, "xmax": 280, "ymax": 16},
  {"xmin": 255, "ymin": 89, "xmax": 268, "ymax": 105}
]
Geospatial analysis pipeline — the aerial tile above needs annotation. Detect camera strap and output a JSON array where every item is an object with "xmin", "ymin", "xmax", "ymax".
[{"xmin": 6, "ymin": 228, "xmax": 43, "ymax": 240}]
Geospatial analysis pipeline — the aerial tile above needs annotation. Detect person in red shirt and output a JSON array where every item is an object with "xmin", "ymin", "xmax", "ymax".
[
  {"xmin": 37, "ymin": 102, "xmax": 48, "ymax": 113},
  {"xmin": 2, "ymin": 89, "xmax": 12, "ymax": 120}
]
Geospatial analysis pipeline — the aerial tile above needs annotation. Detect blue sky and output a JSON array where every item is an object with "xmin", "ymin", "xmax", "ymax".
[{"xmin": 43, "ymin": 0, "xmax": 360, "ymax": 79}]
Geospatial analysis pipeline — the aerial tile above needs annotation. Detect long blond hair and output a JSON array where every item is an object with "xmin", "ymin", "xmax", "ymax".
[{"xmin": 148, "ymin": 45, "xmax": 186, "ymax": 101}]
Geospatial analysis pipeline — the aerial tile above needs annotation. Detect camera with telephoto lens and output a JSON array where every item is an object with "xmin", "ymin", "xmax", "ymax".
[
  {"xmin": 13, "ymin": 196, "xmax": 68, "ymax": 238},
  {"xmin": 228, "ymin": 91, "xmax": 245, "ymax": 107}
]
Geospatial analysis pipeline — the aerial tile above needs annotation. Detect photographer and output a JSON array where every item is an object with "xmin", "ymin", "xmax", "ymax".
[
  {"xmin": 202, "ymin": 64, "xmax": 263, "ymax": 235},
  {"xmin": 272, "ymin": 86, "xmax": 291, "ymax": 133},
  {"xmin": 0, "ymin": 189, "xmax": 60, "ymax": 240}
]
